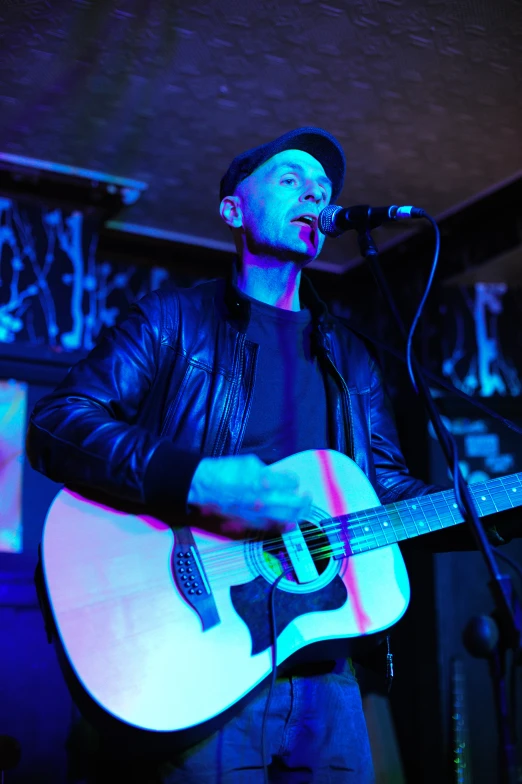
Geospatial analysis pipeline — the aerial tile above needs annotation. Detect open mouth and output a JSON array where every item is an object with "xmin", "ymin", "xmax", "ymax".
[{"xmin": 291, "ymin": 215, "xmax": 317, "ymax": 228}]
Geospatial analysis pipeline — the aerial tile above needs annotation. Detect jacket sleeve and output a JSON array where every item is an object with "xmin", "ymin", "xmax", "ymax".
[
  {"xmin": 368, "ymin": 359, "xmax": 439, "ymax": 504},
  {"xmin": 26, "ymin": 290, "xmax": 201, "ymax": 516}
]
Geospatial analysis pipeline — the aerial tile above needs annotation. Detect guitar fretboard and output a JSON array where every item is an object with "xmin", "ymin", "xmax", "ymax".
[{"xmin": 331, "ymin": 473, "xmax": 522, "ymax": 556}]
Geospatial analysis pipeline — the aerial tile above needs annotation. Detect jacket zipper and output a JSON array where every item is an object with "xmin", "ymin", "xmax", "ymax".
[
  {"xmin": 211, "ymin": 332, "xmax": 246, "ymax": 457},
  {"xmin": 319, "ymin": 326, "xmax": 355, "ymax": 461}
]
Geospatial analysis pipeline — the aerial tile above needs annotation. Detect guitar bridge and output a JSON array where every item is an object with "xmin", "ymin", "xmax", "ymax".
[{"xmin": 171, "ymin": 527, "xmax": 220, "ymax": 631}]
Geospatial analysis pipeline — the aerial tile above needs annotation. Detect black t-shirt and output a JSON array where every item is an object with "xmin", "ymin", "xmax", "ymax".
[
  {"xmin": 239, "ymin": 294, "xmax": 344, "ymax": 673},
  {"xmin": 239, "ymin": 295, "xmax": 329, "ymax": 462}
]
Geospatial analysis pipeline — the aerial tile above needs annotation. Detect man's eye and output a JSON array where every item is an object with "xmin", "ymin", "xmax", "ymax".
[{"xmin": 282, "ymin": 177, "xmax": 297, "ymax": 185}]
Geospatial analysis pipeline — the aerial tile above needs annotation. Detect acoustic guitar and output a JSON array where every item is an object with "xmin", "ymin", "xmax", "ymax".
[{"xmin": 40, "ymin": 449, "xmax": 521, "ymax": 746}]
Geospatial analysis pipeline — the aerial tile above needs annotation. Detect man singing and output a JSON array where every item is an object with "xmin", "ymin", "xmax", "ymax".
[{"xmin": 28, "ymin": 127, "xmax": 445, "ymax": 782}]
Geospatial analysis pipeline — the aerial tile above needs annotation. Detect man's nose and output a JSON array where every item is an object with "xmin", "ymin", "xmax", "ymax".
[{"xmin": 302, "ymin": 183, "xmax": 323, "ymax": 202}]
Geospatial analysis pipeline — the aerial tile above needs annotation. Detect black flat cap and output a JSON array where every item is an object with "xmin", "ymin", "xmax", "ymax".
[{"xmin": 219, "ymin": 126, "xmax": 346, "ymax": 203}]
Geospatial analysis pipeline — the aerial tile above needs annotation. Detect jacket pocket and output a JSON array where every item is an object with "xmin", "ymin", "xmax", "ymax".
[{"xmin": 160, "ymin": 363, "xmax": 195, "ymax": 438}]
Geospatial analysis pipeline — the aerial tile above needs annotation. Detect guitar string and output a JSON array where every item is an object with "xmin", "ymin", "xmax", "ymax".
[
  {"xmin": 196, "ymin": 514, "xmax": 426, "ymax": 577},
  {"xmin": 197, "ymin": 492, "xmax": 513, "ymax": 579},
  {"xmin": 198, "ymin": 490, "xmax": 459, "ymax": 560},
  {"xmin": 198, "ymin": 494, "xmax": 496, "ymax": 586},
  {"xmin": 201, "ymin": 535, "xmax": 400, "ymax": 586},
  {"xmin": 199, "ymin": 505, "xmax": 463, "ymax": 584},
  {"xmin": 196, "ymin": 472, "xmax": 522, "ymax": 566},
  {"xmin": 189, "ymin": 480, "xmax": 522, "ymax": 582},
  {"xmin": 198, "ymin": 493, "xmax": 509, "ymax": 586},
  {"xmin": 196, "ymin": 479, "xmax": 513, "ymax": 567}
]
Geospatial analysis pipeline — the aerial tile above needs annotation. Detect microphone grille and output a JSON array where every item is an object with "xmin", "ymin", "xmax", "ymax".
[{"xmin": 318, "ymin": 205, "xmax": 343, "ymax": 237}]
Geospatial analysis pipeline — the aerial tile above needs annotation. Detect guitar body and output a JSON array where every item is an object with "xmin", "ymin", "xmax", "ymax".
[{"xmin": 41, "ymin": 449, "xmax": 410, "ymax": 744}]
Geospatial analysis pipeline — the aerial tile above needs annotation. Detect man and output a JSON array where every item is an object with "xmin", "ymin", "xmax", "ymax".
[{"xmin": 27, "ymin": 127, "xmax": 443, "ymax": 783}]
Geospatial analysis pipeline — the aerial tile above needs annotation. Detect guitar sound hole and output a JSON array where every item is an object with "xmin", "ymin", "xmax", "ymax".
[{"xmin": 261, "ymin": 522, "xmax": 331, "ymax": 583}]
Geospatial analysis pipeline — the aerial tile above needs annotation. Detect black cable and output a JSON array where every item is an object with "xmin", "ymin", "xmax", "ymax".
[
  {"xmin": 403, "ymin": 216, "xmax": 462, "ymax": 522},
  {"xmin": 262, "ymin": 569, "xmax": 288, "ymax": 784},
  {"xmin": 360, "ymin": 210, "xmax": 522, "ymax": 776},
  {"xmin": 451, "ymin": 433, "xmax": 466, "ymax": 519},
  {"xmin": 337, "ymin": 325, "xmax": 522, "ymax": 439},
  {"xmin": 493, "ymin": 549, "xmax": 522, "ymax": 590},
  {"xmin": 390, "ymin": 210, "xmax": 522, "ymax": 758},
  {"xmin": 405, "ymin": 214, "xmax": 440, "ymax": 396}
]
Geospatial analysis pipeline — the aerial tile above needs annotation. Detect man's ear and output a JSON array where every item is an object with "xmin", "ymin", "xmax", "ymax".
[{"xmin": 219, "ymin": 195, "xmax": 243, "ymax": 229}]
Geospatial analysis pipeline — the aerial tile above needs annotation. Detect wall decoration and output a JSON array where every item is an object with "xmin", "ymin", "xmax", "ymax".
[
  {"xmin": 0, "ymin": 198, "xmax": 169, "ymax": 351},
  {"xmin": 437, "ymin": 283, "xmax": 522, "ymax": 398},
  {"xmin": 0, "ymin": 379, "xmax": 27, "ymax": 553}
]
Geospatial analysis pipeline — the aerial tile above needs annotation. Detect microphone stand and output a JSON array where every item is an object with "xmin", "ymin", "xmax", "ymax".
[{"xmin": 355, "ymin": 226, "xmax": 522, "ymax": 784}]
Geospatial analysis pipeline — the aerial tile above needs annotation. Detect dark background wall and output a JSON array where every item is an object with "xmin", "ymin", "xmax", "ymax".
[
  {"xmin": 1, "ymin": 0, "xmax": 521, "ymax": 777},
  {"xmin": 1, "ymin": 180, "xmax": 522, "ymax": 783}
]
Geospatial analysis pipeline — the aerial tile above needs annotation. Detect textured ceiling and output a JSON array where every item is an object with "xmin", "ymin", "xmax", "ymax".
[{"xmin": 1, "ymin": 0, "xmax": 522, "ymax": 270}]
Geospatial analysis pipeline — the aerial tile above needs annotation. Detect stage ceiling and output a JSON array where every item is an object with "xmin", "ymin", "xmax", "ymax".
[{"xmin": 1, "ymin": 0, "xmax": 521, "ymax": 271}]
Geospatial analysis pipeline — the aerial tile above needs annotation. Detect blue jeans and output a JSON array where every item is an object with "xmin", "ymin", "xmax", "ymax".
[{"xmin": 159, "ymin": 663, "xmax": 375, "ymax": 784}]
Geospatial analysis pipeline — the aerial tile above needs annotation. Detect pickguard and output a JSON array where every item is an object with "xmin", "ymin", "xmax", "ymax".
[{"xmin": 230, "ymin": 575, "xmax": 347, "ymax": 655}]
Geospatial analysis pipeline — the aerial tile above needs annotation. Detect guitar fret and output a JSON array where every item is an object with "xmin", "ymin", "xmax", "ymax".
[
  {"xmin": 330, "ymin": 515, "xmax": 349, "ymax": 557},
  {"xmin": 333, "ymin": 472, "xmax": 522, "ymax": 557},
  {"xmin": 431, "ymin": 493, "xmax": 461, "ymax": 527},
  {"xmin": 339, "ymin": 508, "xmax": 395, "ymax": 555},
  {"xmin": 472, "ymin": 480, "xmax": 498, "ymax": 516},
  {"xmin": 421, "ymin": 496, "xmax": 443, "ymax": 529},
  {"xmin": 349, "ymin": 515, "xmax": 370, "ymax": 552},
  {"xmin": 416, "ymin": 496, "xmax": 436, "ymax": 533},
  {"xmin": 378, "ymin": 510, "xmax": 395, "ymax": 545},
  {"xmin": 355, "ymin": 509, "xmax": 382, "ymax": 551},
  {"xmin": 383, "ymin": 503, "xmax": 409, "ymax": 542},
  {"xmin": 359, "ymin": 509, "xmax": 394, "ymax": 550},
  {"xmin": 481, "ymin": 484, "xmax": 497, "ymax": 516},
  {"xmin": 401, "ymin": 503, "xmax": 421, "ymax": 538},
  {"xmin": 412, "ymin": 502, "xmax": 426, "ymax": 533},
  {"xmin": 501, "ymin": 476, "xmax": 520, "ymax": 505},
  {"xmin": 378, "ymin": 508, "xmax": 396, "ymax": 545},
  {"xmin": 415, "ymin": 496, "xmax": 433, "ymax": 533},
  {"xmin": 472, "ymin": 474, "xmax": 521, "ymax": 514}
]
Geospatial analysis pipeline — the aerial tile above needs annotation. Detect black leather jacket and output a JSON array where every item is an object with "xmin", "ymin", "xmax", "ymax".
[{"xmin": 26, "ymin": 274, "xmax": 436, "ymax": 518}]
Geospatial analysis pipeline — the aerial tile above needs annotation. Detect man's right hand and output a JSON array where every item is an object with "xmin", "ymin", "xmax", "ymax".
[{"xmin": 187, "ymin": 454, "xmax": 312, "ymax": 537}]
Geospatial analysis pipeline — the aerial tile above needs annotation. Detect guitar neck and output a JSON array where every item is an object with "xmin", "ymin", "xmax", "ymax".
[{"xmin": 336, "ymin": 473, "xmax": 522, "ymax": 556}]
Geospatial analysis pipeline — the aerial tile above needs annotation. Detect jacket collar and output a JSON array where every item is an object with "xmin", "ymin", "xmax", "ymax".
[{"xmin": 223, "ymin": 266, "xmax": 332, "ymax": 334}]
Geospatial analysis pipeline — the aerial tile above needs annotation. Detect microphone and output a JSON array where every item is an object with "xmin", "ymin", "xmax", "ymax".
[{"xmin": 318, "ymin": 204, "xmax": 426, "ymax": 237}]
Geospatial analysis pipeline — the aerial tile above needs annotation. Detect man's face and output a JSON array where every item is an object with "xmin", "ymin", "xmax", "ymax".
[{"xmin": 228, "ymin": 149, "xmax": 333, "ymax": 263}]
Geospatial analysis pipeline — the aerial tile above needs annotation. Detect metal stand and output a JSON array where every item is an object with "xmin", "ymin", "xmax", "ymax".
[{"xmin": 355, "ymin": 225, "xmax": 522, "ymax": 784}]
